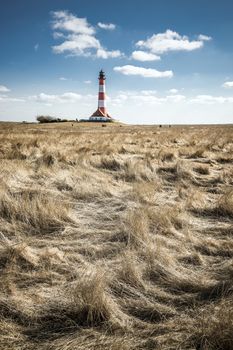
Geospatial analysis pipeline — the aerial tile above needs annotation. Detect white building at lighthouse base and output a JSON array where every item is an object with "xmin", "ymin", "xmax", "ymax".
[
  {"xmin": 89, "ymin": 108, "xmax": 113, "ymax": 122},
  {"xmin": 89, "ymin": 116, "xmax": 111, "ymax": 121}
]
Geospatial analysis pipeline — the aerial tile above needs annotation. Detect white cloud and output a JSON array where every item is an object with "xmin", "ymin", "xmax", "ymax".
[
  {"xmin": 190, "ymin": 95, "xmax": 233, "ymax": 104},
  {"xmin": 110, "ymin": 90, "xmax": 233, "ymax": 107},
  {"xmin": 29, "ymin": 92, "xmax": 96, "ymax": 105},
  {"xmin": 131, "ymin": 50, "xmax": 160, "ymax": 61},
  {"xmin": 129, "ymin": 92, "xmax": 230, "ymax": 105},
  {"xmin": 168, "ymin": 88, "xmax": 179, "ymax": 94},
  {"xmin": 109, "ymin": 91, "xmax": 164, "ymax": 105},
  {"xmin": 84, "ymin": 80, "xmax": 91, "ymax": 84},
  {"xmin": 30, "ymin": 92, "xmax": 82, "ymax": 104},
  {"xmin": 52, "ymin": 10, "xmax": 95, "ymax": 35},
  {"xmin": 136, "ymin": 29, "xmax": 210, "ymax": 54},
  {"xmin": 114, "ymin": 65, "xmax": 173, "ymax": 78},
  {"xmin": 0, "ymin": 96, "xmax": 24, "ymax": 102},
  {"xmin": 96, "ymin": 48, "xmax": 122, "ymax": 59},
  {"xmin": 97, "ymin": 22, "xmax": 116, "ymax": 30},
  {"xmin": 166, "ymin": 94, "xmax": 186, "ymax": 102},
  {"xmin": 52, "ymin": 33, "xmax": 101, "ymax": 56},
  {"xmin": 0, "ymin": 85, "xmax": 10, "ymax": 92},
  {"xmin": 141, "ymin": 90, "xmax": 157, "ymax": 95},
  {"xmin": 223, "ymin": 81, "xmax": 233, "ymax": 88},
  {"xmin": 133, "ymin": 95, "xmax": 166, "ymax": 104},
  {"xmin": 62, "ymin": 92, "xmax": 83, "ymax": 100},
  {"xmin": 53, "ymin": 32, "xmax": 65, "ymax": 39},
  {"xmin": 0, "ymin": 86, "xmax": 25, "ymax": 103},
  {"xmin": 59, "ymin": 77, "xmax": 68, "ymax": 81},
  {"xmin": 34, "ymin": 43, "xmax": 39, "ymax": 51},
  {"xmin": 198, "ymin": 34, "xmax": 212, "ymax": 41},
  {"xmin": 110, "ymin": 90, "xmax": 186, "ymax": 106},
  {"xmin": 51, "ymin": 11, "xmax": 122, "ymax": 59}
]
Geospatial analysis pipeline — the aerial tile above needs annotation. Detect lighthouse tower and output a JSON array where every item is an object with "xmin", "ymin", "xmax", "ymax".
[{"xmin": 89, "ymin": 70, "xmax": 112, "ymax": 122}]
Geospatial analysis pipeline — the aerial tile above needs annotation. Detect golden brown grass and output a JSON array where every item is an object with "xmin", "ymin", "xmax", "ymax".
[{"xmin": 0, "ymin": 121, "xmax": 233, "ymax": 349}]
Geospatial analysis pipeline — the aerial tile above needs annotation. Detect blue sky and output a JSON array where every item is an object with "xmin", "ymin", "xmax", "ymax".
[{"xmin": 0, "ymin": 0, "xmax": 233, "ymax": 124}]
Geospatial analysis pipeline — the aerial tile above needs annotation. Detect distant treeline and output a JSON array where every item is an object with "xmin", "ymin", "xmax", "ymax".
[{"xmin": 36, "ymin": 116, "xmax": 73, "ymax": 123}]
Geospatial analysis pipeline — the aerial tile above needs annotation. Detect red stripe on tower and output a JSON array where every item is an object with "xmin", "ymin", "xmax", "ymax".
[{"xmin": 98, "ymin": 92, "xmax": 105, "ymax": 100}]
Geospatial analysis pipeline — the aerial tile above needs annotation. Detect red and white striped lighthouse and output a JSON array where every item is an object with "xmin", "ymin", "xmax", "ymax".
[
  {"xmin": 98, "ymin": 69, "xmax": 107, "ymax": 115},
  {"xmin": 90, "ymin": 70, "xmax": 112, "ymax": 121}
]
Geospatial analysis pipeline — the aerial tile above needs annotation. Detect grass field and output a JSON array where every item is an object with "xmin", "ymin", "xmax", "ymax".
[{"xmin": 0, "ymin": 121, "xmax": 233, "ymax": 350}]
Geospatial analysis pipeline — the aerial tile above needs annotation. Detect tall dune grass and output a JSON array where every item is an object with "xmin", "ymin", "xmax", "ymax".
[{"xmin": 0, "ymin": 122, "xmax": 232, "ymax": 349}]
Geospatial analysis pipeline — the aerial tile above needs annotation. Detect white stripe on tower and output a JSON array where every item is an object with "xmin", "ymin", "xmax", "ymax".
[
  {"xmin": 98, "ymin": 100, "xmax": 105, "ymax": 107},
  {"xmin": 99, "ymin": 84, "xmax": 105, "ymax": 93}
]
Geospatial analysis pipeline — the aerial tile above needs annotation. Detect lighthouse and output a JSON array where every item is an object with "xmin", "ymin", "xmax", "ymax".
[{"xmin": 89, "ymin": 70, "xmax": 113, "ymax": 122}]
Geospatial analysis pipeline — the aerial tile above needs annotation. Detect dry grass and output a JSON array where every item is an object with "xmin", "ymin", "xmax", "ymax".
[{"xmin": 0, "ymin": 121, "xmax": 233, "ymax": 349}]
